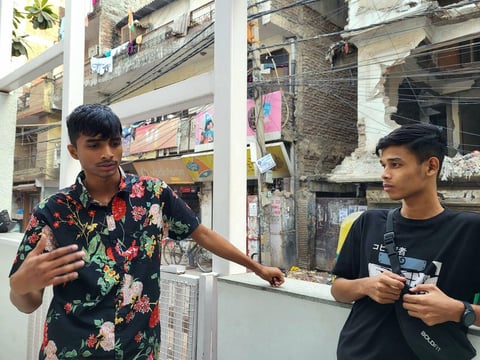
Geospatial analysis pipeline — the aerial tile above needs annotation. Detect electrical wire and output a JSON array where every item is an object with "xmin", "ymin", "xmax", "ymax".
[{"xmin": 33, "ymin": 1, "xmax": 480, "ymax": 153}]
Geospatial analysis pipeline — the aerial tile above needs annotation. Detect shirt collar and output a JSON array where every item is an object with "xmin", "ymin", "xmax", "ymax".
[{"xmin": 73, "ymin": 167, "xmax": 132, "ymax": 207}]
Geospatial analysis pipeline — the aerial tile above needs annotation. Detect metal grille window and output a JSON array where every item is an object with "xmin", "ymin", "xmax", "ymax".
[{"xmin": 160, "ymin": 273, "xmax": 199, "ymax": 360}]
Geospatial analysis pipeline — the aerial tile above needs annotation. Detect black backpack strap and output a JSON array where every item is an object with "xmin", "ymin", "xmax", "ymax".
[{"xmin": 383, "ymin": 208, "xmax": 402, "ymax": 275}]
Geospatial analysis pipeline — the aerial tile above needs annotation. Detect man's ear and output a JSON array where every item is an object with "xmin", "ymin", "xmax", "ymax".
[
  {"xmin": 67, "ymin": 144, "xmax": 79, "ymax": 160},
  {"xmin": 426, "ymin": 156, "xmax": 440, "ymax": 175}
]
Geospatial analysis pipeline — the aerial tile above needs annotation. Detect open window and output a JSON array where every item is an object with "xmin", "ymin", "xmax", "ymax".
[{"xmin": 386, "ymin": 36, "xmax": 480, "ymax": 156}]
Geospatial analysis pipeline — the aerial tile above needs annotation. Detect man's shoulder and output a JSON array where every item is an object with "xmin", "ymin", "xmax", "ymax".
[
  {"xmin": 359, "ymin": 208, "xmax": 389, "ymax": 220},
  {"xmin": 445, "ymin": 208, "xmax": 480, "ymax": 223},
  {"xmin": 344, "ymin": 208, "xmax": 388, "ymax": 231}
]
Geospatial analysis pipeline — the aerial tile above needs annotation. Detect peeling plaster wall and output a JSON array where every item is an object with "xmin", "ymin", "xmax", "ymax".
[
  {"xmin": 329, "ymin": 19, "xmax": 426, "ymax": 182},
  {"xmin": 428, "ymin": 16, "xmax": 480, "ymax": 43},
  {"xmin": 353, "ymin": 19, "xmax": 427, "ymax": 152},
  {"xmin": 345, "ymin": 0, "xmax": 434, "ymax": 31},
  {"xmin": 330, "ymin": 1, "xmax": 480, "ymax": 185}
]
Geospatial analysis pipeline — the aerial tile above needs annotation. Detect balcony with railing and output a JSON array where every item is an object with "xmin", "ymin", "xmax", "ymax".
[{"xmin": 83, "ymin": 2, "xmax": 215, "ymax": 105}]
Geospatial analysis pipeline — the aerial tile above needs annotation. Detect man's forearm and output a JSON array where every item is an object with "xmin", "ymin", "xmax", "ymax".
[
  {"xmin": 10, "ymin": 276, "xmax": 43, "ymax": 314},
  {"xmin": 331, "ymin": 276, "xmax": 370, "ymax": 303}
]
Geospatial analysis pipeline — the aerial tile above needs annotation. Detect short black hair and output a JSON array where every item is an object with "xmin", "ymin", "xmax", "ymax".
[
  {"xmin": 375, "ymin": 123, "xmax": 447, "ymax": 169},
  {"xmin": 66, "ymin": 104, "xmax": 122, "ymax": 146}
]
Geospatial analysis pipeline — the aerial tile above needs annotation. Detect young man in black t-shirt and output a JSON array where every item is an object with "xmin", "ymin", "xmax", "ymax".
[{"xmin": 332, "ymin": 123, "xmax": 480, "ymax": 359}]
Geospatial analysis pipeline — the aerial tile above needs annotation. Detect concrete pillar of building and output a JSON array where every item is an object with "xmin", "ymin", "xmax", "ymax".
[
  {"xmin": 212, "ymin": 0, "xmax": 247, "ymax": 275},
  {"xmin": 59, "ymin": 0, "xmax": 86, "ymax": 188},
  {"xmin": 0, "ymin": 0, "xmax": 16, "ymax": 214},
  {"xmin": 355, "ymin": 22, "xmax": 426, "ymax": 152}
]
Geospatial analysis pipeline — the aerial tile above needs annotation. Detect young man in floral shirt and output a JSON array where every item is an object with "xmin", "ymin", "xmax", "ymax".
[{"xmin": 9, "ymin": 103, "xmax": 284, "ymax": 360}]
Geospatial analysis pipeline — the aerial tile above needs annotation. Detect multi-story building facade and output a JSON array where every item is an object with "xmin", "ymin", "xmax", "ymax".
[
  {"xmin": 18, "ymin": 0, "xmax": 480, "ymax": 274},
  {"xmin": 39, "ymin": 0, "xmax": 354, "ymax": 271},
  {"xmin": 12, "ymin": 0, "xmax": 64, "ymax": 231},
  {"xmin": 12, "ymin": 1, "xmax": 480, "ymax": 272},
  {"xmin": 330, "ymin": 1, "xmax": 480, "ymax": 207}
]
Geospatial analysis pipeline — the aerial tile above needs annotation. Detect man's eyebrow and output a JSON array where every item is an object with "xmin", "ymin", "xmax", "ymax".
[
  {"xmin": 380, "ymin": 157, "xmax": 403, "ymax": 165},
  {"xmin": 85, "ymin": 138, "xmax": 101, "ymax": 143},
  {"xmin": 85, "ymin": 136, "xmax": 120, "ymax": 143}
]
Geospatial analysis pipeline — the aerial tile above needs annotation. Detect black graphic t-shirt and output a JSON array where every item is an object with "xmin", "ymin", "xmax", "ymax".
[{"xmin": 333, "ymin": 208, "xmax": 480, "ymax": 360}]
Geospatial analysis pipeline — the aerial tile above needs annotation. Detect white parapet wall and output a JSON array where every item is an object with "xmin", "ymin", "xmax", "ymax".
[
  {"xmin": 3, "ymin": 234, "xmax": 480, "ymax": 360},
  {"xmin": 217, "ymin": 272, "xmax": 480, "ymax": 360},
  {"xmin": 0, "ymin": 233, "xmax": 28, "ymax": 360}
]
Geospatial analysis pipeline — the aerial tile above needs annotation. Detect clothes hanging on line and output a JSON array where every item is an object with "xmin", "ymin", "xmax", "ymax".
[{"xmin": 90, "ymin": 56, "xmax": 113, "ymax": 75}]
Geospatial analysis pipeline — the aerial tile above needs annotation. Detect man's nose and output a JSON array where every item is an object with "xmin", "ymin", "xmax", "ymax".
[
  {"xmin": 102, "ymin": 146, "xmax": 114, "ymax": 159},
  {"xmin": 381, "ymin": 168, "xmax": 390, "ymax": 179}
]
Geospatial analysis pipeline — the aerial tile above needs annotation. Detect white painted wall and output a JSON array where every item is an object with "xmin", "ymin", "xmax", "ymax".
[
  {"xmin": 217, "ymin": 273, "xmax": 349, "ymax": 360},
  {"xmin": 217, "ymin": 272, "xmax": 480, "ymax": 360},
  {"xmin": 3, "ymin": 253, "xmax": 480, "ymax": 360},
  {"xmin": 0, "ymin": 233, "xmax": 28, "ymax": 360}
]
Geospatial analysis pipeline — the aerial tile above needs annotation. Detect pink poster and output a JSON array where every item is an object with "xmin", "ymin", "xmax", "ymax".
[
  {"xmin": 246, "ymin": 90, "xmax": 282, "ymax": 139},
  {"xmin": 194, "ymin": 91, "xmax": 282, "ymax": 149}
]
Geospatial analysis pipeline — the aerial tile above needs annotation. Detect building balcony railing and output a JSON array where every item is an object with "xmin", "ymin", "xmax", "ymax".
[{"xmin": 83, "ymin": 15, "xmax": 215, "ymax": 104}]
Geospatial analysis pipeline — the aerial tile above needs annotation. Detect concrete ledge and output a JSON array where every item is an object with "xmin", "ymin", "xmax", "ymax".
[
  {"xmin": 217, "ymin": 272, "xmax": 350, "ymax": 360},
  {"xmin": 217, "ymin": 272, "xmax": 480, "ymax": 360},
  {"xmin": 218, "ymin": 272, "xmax": 350, "ymax": 307},
  {"xmin": 0, "ymin": 232, "xmax": 23, "ymax": 245}
]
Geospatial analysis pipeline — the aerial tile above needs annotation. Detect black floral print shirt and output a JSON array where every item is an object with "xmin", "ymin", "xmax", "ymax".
[{"xmin": 10, "ymin": 170, "xmax": 200, "ymax": 360}]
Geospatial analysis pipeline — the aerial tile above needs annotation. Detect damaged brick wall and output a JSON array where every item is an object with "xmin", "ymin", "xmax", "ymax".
[{"xmin": 271, "ymin": 1, "xmax": 357, "ymax": 268}]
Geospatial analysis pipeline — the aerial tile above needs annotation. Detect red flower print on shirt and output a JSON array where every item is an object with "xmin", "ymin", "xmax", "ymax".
[
  {"xmin": 41, "ymin": 322, "xmax": 49, "ymax": 349},
  {"xmin": 112, "ymin": 197, "xmax": 127, "ymax": 221},
  {"xmin": 115, "ymin": 240, "xmax": 139, "ymax": 261},
  {"xmin": 134, "ymin": 295, "xmax": 151, "ymax": 314},
  {"xmin": 26, "ymin": 215, "xmax": 39, "ymax": 231},
  {"xmin": 130, "ymin": 182, "xmax": 145, "ymax": 198},
  {"xmin": 149, "ymin": 303, "xmax": 160, "ymax": 328},
  {"xmin": 106, "ymin": 247, "xmax": 116, "ymax": 261},
  {"xmin": 86, "ymin": 334, "xmax": 97, "ymax": 348},
  {"xmin": 134, "ymin": 331, "xmax": 142, "ymax": 343},
  {"xmin": 131, "ymin": 206, "xmax": 146, "ymax": 221},
  {"xmin": 28, "ymin": 232, "xmax": 40, "ymax": 245},
  {"xmin": 64, "ymin": 302, "xmax": 72, "ymax": 314}
]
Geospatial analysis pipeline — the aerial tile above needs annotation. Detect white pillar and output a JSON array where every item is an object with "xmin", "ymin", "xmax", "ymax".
[
  {"xmin": 0, "ymin": 0, "xmax": 16, "ymax": 214},
  {"xmin": 59, "ymin": 0, "xmax": 86, "ymax": 188},
  {"xmin": 212, "ymin": 1, "xmax": 247, "ymax": 275}
]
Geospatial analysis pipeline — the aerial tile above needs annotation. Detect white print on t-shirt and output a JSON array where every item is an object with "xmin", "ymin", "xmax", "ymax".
[
  {"xmin": 368, "ymin": 260, "xmax": 441, "ymax": 289},
  {"xmin": 371, "ymin": 243, "xmax": 442, "ymax": 288}
]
